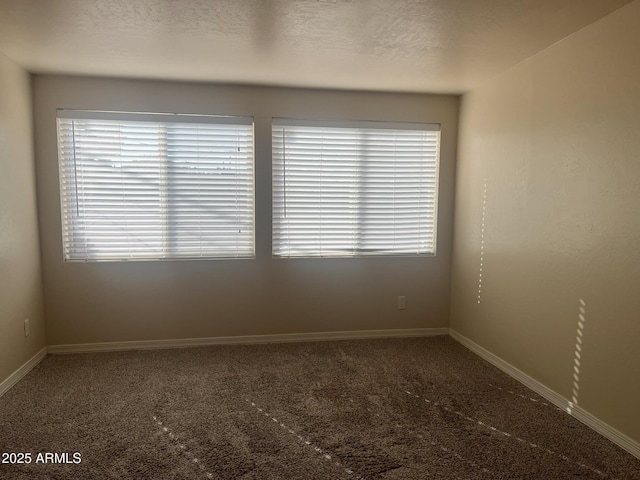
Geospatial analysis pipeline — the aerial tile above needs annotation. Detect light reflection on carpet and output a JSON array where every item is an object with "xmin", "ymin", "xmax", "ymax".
[
  {"xmin": 152, "ymin": 415, "xmax": 215, "ymax": 479},
  {"xmin": 243, "ymin": 397, "xmax": 364, "ymax": 479},
  {"xmin": 403, "ymin": 389, "xmax": 609, "ymax": 478}
]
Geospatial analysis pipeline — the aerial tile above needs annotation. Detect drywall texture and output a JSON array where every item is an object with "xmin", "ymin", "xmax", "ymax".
[
  {"xmin": 451, "ymin": 1, "xmax": 640, "ymax": 444},
  {"xmin": 0, "ymin": 53, "xmax": 46, "ymax": 383},
  {"xmin": 33, "ymin": 76, "xmax": 458, "ymax": 346}
]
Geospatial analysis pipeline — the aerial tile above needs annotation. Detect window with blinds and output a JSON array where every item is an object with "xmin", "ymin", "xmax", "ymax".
[
  {"xmin": 272, "ymin": 119, "xmax": 440, "ymax": 258},
  {"xmin": 57, "ymin": 110, "xmax": 254, "ymax": 261}
]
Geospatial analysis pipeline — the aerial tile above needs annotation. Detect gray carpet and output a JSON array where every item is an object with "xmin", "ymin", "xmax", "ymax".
[{"xmin": 0, "ymin": 336, "xmax": 638, "ymax": 479}]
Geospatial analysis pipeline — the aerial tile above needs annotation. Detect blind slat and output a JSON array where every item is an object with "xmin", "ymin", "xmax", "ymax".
[
  {"xmin": 57, "ymin": 113, "xmax": 255, "ymax": 261},
  {"xmin": 272, "ymin": 121, "xmax": 440, "ymax": 258}
]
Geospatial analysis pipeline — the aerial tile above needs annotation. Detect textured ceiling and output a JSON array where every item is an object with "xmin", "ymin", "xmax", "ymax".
[{"xmin": 0, "ymin": 0, "xmax": 632, "ymax": 93}]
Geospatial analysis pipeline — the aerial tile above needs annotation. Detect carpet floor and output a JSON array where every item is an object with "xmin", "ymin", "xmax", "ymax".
[{"xmin": 0, "ymin": 336, "xmax": 638, "ymax": 479}]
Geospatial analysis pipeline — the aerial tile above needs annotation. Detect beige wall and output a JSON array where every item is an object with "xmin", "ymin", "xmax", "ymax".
[
  {"xmin": 32, "ymin": 76, "xmax": 458, "ymax": 346},
  {"xmin": 0, "ymin": 53, "xmax": 46, "ymax": 383},
  {"xmin": 451, "ymin": 0, "xmax": 640, "ymax": 443}
]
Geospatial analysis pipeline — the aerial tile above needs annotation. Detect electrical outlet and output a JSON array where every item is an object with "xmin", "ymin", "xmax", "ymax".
[
  {"xmin": 24, "ymin": 318, "xmax": 30, "ymax": 337},
  {"xmin": 397, "ymin": 296, "xmax": 406, "ymax": 310}
]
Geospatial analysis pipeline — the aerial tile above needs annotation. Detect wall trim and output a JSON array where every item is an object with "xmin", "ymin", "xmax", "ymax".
[
  {"xmin": 450, "ymin": 329, "xmax": 640, "ymax": 459},
  {"xmin": 0, "ymin": 347, "xmax": 48, "ymax": 398},
  {"xmin": 47, "ymin": 327, "xmax": 450, "ymax": 354}
]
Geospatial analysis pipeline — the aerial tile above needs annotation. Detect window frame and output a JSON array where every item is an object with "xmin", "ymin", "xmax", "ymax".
[
  {"xmin": 56, "ymin": 109, "xmax": 255, "ymax": 262},
  {"xmin": 271, "ymin": 118, "xmax": 441, "ymax": 259}
]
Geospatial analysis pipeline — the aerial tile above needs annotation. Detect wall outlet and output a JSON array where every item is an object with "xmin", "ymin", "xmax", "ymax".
[
  {"xmin": 397, "ymin": 296, "xmax": 406, "ymax": 310},
  {"xmin": 24, "ymin": 318, "xmax": 30, "ymax": 337}
]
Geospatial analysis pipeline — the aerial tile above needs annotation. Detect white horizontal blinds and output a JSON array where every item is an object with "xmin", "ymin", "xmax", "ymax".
[
  {"xmin": 272, "ymin": 120, "xmax": 440, "ymax": 257},
  {"xmin": 164, "ymin": 123, "xmax": 254, "ymax": 257},
  {"xmin": 57, "ymin": 112, "xmax": 254, "ymax": 261}
]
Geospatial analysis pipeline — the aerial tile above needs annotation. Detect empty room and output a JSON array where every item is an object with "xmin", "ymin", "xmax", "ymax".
[{"xmin": 1, "ymin": 0, "xmax": 639, "ymax": 478}]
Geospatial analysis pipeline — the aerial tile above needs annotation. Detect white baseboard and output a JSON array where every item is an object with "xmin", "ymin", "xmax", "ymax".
[
  {"xmin": 47, "ymin": 327, "xmax": 449, "ymax": 354},
  {"xmin": 0, "ymin": 347, "xmax": 47, "ymax": 398},
  {"xmin": 450, "ymin": 329, "xmax": 640, "ymax": 459}
]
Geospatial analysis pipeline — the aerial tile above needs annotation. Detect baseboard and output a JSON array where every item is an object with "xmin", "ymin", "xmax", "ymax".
[
  {"xmin": 449, "ymin": 330, "xmax": 569, "ymax": 408},
  {"xmin": 47, "ymin": 327, "xmax": 450, "ymax": 354},
  {"xmin": 0, "ymin": 347, "xmax": 48, "ymax": 398},
  {"xmin": 449, "ymin": 329, "xmax": 640, "ymax": 459}
]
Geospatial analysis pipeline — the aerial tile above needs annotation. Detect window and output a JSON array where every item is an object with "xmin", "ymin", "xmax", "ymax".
[
  {"xmin": 272, "ymin": 119, "xmax": 440, "ymax": 258},
  {"xmin": 57, "ymin": 110, "xmax": 254, "ymax": 261}
]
